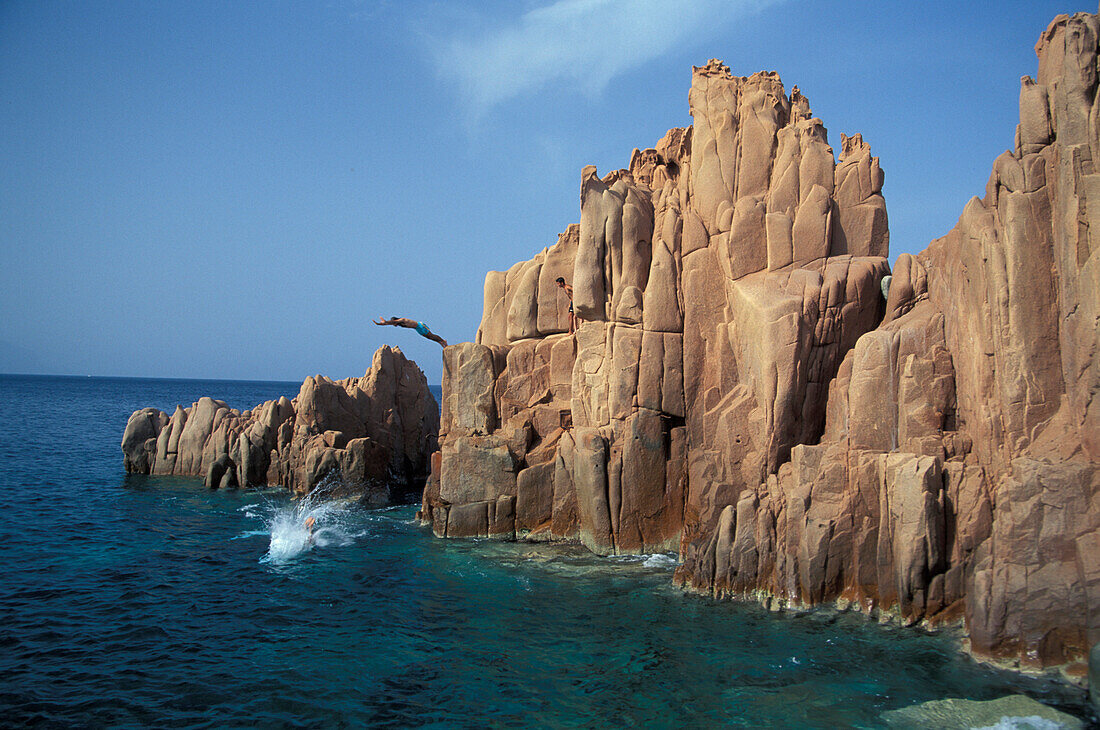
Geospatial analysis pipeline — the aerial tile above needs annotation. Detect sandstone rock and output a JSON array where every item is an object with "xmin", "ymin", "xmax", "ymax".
[
  {"xmin": 439, "ymin": 435, "xmax": 516, "ymax": 504},
  {"xmin": 881, "ymin": 694, "xmax": 1083, "ymax": 730},
  {"xmin": 121, "ymin": 408, "xmax": 167, "ymax": 473},
  {"xmin": 516, "ymin": 461, "xmax": 555, "ymax": 536},
  {"xmin": 122, "ymin": 345, "xmax": 437, "ymax": 502},
  {"xmin": 204, "ymin": 453, "xmax": 234, "ymax": 490},
  {"xmin": 429, "ymin": 60, "xmax": 892, "ymax": 564},
  {"xmin": 441, "ymin": 343, "xmax": 500, "ymax": 436},
  {"xmin": 489, "ymin": 495, "xmax": 516, "ymax": 540},
  {"xmin": 536, "ymin": 225, "xmax": 580, "ymax": 336},
  {"xmin": 447, "ymin": 501, "xmax": 488, "ymax": 538},
  {"xmin": 968, "ymin": 458, "xmax": 1098, "ymax": 667},
  {"xmin": 617, "ymin": 410, "xmax": 683, "ymax": 553},
  {"xmin": 422, "ymin": 13, "xmax": 1100, "ymax": 678},
  {"xmin": 476, "ymin": 270, "xmax": 508, "ymax": 346},
  {"xmin": 832, "ymin": 133, "xmax": 888, "ymax": 258},
  {"xmin": 572, "ymin": 426, "xmax": 613, "ymax": 555},
  {"xmin": 506, "ymin": 256, "xmax": 542, "ymax": 341}
]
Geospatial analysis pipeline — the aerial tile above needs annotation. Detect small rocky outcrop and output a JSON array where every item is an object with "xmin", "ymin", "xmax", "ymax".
[
  {"xmin": 420, "ymin": 10, "xmax": 1100, "ymax": 678},
  {"xmin": 123, "ymin": 346, "xmax": 438, "ymax": 503},
  {"xmin": 881, "ymin": 695, "xmax": 1084, "ymax": 729}
]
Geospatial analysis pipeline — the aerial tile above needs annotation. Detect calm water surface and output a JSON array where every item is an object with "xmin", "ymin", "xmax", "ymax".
[{"xmin": 0, "ymin": 374, "xmax": 1092, "ymax": 728}]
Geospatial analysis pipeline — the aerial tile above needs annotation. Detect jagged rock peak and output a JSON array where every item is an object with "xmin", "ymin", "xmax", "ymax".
[
  {"xmin": 693, "ymin": 58, "xmax": 732, "ymax": 78},
  {"xmin": 122, "ymin": 345, "xmax": 439, "ymax": 503},
  {"xmin": 433, "ymin": 11, "xmax": 1100, "ymax": 678}
]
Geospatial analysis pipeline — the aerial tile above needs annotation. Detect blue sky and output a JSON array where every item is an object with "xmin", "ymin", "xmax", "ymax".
[{"xmin": 0, "ymin": 0, "xmax": 1081, "ymax": 384}]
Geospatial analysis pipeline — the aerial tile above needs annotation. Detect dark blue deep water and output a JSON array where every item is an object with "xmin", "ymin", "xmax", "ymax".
[{"xmin": 0, "ymin": 374, "xmax": 1092, "ymax": 728}]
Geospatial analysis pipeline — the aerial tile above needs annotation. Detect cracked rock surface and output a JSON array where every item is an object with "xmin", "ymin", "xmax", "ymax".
[
  {"xmin": 420, "ymin": 13, "xmax": 1099, "ymax": 672},
  {"xmin": 123, "ymin": 345, "xmax": 438, "ymax": 504}
]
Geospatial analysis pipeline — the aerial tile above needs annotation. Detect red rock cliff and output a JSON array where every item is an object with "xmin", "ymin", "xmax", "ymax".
[
  {"xmin": 123, "ymin": 345, "xmax": 439, "ymax": 504},
  {"xmin": 420, "ymin": 12, "xmax": 1100, "ymax": 672}
]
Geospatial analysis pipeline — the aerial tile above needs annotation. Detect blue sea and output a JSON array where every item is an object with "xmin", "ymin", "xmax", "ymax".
[{"xmin": 0, "ymin": 373, "xmax": 1093, "ymax": 728}]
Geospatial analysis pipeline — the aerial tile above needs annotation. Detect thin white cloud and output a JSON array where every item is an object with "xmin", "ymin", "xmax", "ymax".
[{"xmin": 432, "ymin": 0, "xmax": 779, "ymax": 120}]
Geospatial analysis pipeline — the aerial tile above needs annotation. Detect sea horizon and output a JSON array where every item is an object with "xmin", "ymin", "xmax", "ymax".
[{"xmin": 0, "ymin": 372, "xmax": 427, "ymax": 386}]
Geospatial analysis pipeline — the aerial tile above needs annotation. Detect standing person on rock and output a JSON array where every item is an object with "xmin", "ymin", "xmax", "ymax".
[
  {"xmin": 372, "ymin": 317, "xmax": 447, "ymax": 347},
  {"xmin": 555, "ymin": 277, "xmax": 575, "ymax": 334}
]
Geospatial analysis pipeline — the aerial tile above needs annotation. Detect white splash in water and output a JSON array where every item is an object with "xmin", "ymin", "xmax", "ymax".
[
  {"xmin": 247, "ymin": 485, "xmax": 363, "ymax": 564},
  {"xmin": 611, "ymin": 553, "xmax": 680, "ymax": 569},
  {"xmin": 642, "ymin": 553, "xmax": 678, "ymax": 568}
]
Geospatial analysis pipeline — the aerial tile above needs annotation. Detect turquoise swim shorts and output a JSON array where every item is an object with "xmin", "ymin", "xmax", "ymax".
[{"xmin": 415, "ymin": 321, "xmax": 430, "ymax": 336}]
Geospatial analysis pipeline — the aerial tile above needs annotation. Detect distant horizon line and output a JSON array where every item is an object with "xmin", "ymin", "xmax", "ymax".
[{"xmin": 0, "ymin": 372, "xmax": 444, "ymax": 387}]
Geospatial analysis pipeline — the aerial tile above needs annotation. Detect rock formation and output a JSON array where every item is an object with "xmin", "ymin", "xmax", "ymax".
[
  {"xmin": 422, "ymin": 61, "xmax": 893, "ymax": 550},
  {"xmin": 123, "ymin": 345, "xmax": 438, "ymax": 503},
  {"xmin": 881, "ymin": 695, "xmax": 1084, "ymax": 729},
  {"xmin": 420, "ymin": 9, "xmax": 1100, "ymax": 678}
]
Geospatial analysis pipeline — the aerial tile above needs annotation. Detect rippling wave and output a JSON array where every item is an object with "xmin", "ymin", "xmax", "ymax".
[{"xmin": 0, "ymin": 375, "xmax": 1093, "ymax": 728}]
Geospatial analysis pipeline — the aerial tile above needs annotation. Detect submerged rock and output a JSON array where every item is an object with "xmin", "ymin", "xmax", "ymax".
[
  {"xmin": 1091, "ymin": 643, "xmax": 1099, "ymax": 711},
  {"xmin": 881, "ymin": 694, "xmax": 1083, "ymax": 729},
  {"xmin": 122, "ymin": 345, "xmax": 438, "ymax": 503},
  {"xmin": 420, "ymin": 8, "xmax": 1100, "ymax": 676}
]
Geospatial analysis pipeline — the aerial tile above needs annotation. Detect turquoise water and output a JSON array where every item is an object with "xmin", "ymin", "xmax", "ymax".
[{"xmin": 0, "ymin": 374, "xmax": 1093, "ymax": 727}]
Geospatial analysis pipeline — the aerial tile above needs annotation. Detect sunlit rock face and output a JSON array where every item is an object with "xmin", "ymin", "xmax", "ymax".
[
  {"xmin": 424, "ymin": 62, "xmax": 891, "ymax": 556},
  {"xmin": 422, "ymin": 11, "xmax": 1100, "ymax": 673},
  {"xmin": 123, "ymin": 345, "xmax": 438, "ymax": 504}
]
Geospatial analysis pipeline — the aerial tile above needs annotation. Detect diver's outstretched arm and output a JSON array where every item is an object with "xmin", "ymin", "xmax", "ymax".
[{"xmin": 373, "ymin": 317, "xmax": 416, "ymax": 329}]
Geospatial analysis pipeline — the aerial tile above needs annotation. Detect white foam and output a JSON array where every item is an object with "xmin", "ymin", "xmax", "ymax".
[
  {"xmin": 971, "ymin": 716, "xmax": 1068, "ymax": 730},
  {"xmin": 230, "ymin": 529, "xmax": 269, "ymax": 541},
  {"xmin": 642, "ymin": 553, "xmax": 678, "ymax": 568},
  {"xmin": 265, "ymin": 509, "xmax": 317, "ymax": 562},
  {"xmin": 249, "ymin": 484, "xmax": 361, "ymax": 564}
]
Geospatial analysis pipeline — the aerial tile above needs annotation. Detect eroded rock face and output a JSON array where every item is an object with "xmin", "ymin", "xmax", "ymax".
[
  {"xmin": 423, "ymin": 61, "xmax": 890, "ymax": 559},
  {"xmin": 122, "ymin": 346, "xmax": 438, "ymax": 504},
  {"xmin": 421, "ymin": 11, "xmax": 1100, "ymax": 675}
]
